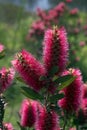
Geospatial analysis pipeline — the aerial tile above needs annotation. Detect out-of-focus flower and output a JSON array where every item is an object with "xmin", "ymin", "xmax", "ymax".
[
  {"xmin": 0, "ymin": 44, "xmax": 4, "ymax": 53},
  {"xmin": 27, "ymin": 20, "xmax": 45, "ymax": 40},
  {"xmin": 73, "ymin": 28, "xmax": 79, "ymax": 34},
  {"xmin": 12, "ymin": 50, "xmax": 46, "ymax": 91},
  {"xmin": 58, "ymin": 69, "xmax": 83, "ymax": 113},
  {"xmin": 55, "ymin": 2, "xmax": 66, "ymax": 16},
  {"xmin": 70, "ymin": 8, "xmax": 79, "ymax": 15},
  {"xmin": 83, "ymin": 25, "xmax": 87, "ymax": 30},
  {"xmin": 79, "ymin": 41, "xmax": 86, "ymax": 47},
  {"xmin": 37, "ymin": 8, "xmax": 47, "ymax": 20},
  {"xmin": 43, "ymin": 27, "xmax": 69, "ymax": 75},
  {"xmin": 69, "ymin": 128, "xmax": 76, "ymax": 130},
  {"xmin": 75, "ymin": 56, "xmax": 80, "ymax": 62},
  {"xmin": 4, "ymin": 123, "xmax": 14, "ymax": 130},
  {"xmin": 66, "ymin": 0, "xmax": 72, "ymax": 3},
  {"xmin": 20, "ymin": 99, "xmax": 37, "ymax": 127},
  {"xmin": 35, "ymin": 108, "xmax": 60, "ymax": 130},
  {"xmin": 0, "ymin": 67, "xmax": 15, "ymax": 93}
]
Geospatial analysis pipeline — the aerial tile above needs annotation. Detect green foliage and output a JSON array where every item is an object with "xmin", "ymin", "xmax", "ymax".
[
  {"xmin": 21, "ymin": 87, "xmax": 43, "ymax": 101},
  {"xmin": 49, "ymin": 66, "xmax": 59, "ymax": 77},
  {"xmin": 49, "ymin": 93, "xmax": 64, "ymax": 104},
  {"xmin": 58, "ymin": 76, "xmax": 76, "ymax": 91},
  {"xmin": 0, "ymin": 51, "xmax": 5, "ymax": 59},
  {"xmin": 54, "ymin": 75, "xmax": 76, "ymax": 90}
]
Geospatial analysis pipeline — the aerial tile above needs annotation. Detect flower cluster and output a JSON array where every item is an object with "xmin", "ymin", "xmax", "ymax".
[
  {"xmin": 27, "ymin": 2, "xmax": 66, "ymax": 39},
  {"xmin": 58, "ymin": 69, "xmax": 83, "ymax": 113},
  {"xmin": 43, "ymin": 27, "xmax": 68, "ymax": 75},
  {"xmin": 27, "ymin": 20, "xmax": 45, "ymax": 40},
  {"xmin": 13, "ymin": 27, "xmax": 69, "ymax": 91},
  {"xmin": 12, "ymin": 50, "xmax": 46, "ymax": 91},
  {"xmin": 0, "ymin": 44, "xmax": 4, "ymax": 53},
  {"xmin": 20, "ymin": 99, "xmax": 37, "ymax": 127},
  {"xmin": 12, "ymin": 26, "xmax": 84, "ymax": 129},
  {"xmin": 4, "ymin": 123, "xmax": 14, "ymax": 130},
  {"xmin": 0, "ymin": 67, "xmax": 15, "ymax": 93},
  {"xmin": 69, "ymin": 8, "xmax": 79, "ymax": 15}
]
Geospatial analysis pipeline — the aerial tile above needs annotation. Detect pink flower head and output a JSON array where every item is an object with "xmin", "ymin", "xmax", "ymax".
[
  {"xmin": 70, "ymin": 8, "xmax": 79, "ymax": 15},
  {"xmin": 37, "ymin": 8, "xmax": 47, "ymax": 20},
  {"xmin": 58, "ymin": 68, "xmax": 83, "ymax": 113},
  {"xmin": 83, "ymin": 25, "xmax": 87, "ymax": 30},
  {"xmin": 27, "ymin": 20, "xmax": 45, "ymax": 39},
  {"xmin": 69, "ymin": 128, "xmax": 76, "ymax": 130},
  {"xmin": 35, "ymin": 108, "xmax": 60, "ymax": 130},
  {"xmin": 0, "ymin": 67, "xmax": 15, "ymax": 93},
  {"xmin": 43, "ymin": 27, "xmax": 69, "ymax": 75},
  {"xmin": 4, "ymin": 123, "xmax": 14, "ymax": 130},
  {"xmin": 75, "ymin": 56, "xmax": 80, "ymax": 62},
  {"xmin": 66, "ymin": 0, "xmax": 72, "ymax": 3},
  {"xmin": 79, "ymin": 41, "xmax": 86, "ymax": 47},
  {"xmin": 20, "ymin": 99, "xmax": 37, "ymax": 127},
  {"xmin": 0, "ymin": 44, "xmax": 4, "ymax": 53},
  {"xmin": 82, "ymin": 84, "xmax": 87, "ymax": 98},
  {"xmin": 73, "ymin": 28, "xmax": 79, "ymax": 34},
  {"xmin": 81, "ymin": 98, "xmax": 87, "ymax": 109},
  {"xmin": 12, "ymin": 50, "xmax": 46, "ymax": 91},
  {"xmin": 55, "ymin": 2, "xmax": 66, "ymax": 16}
]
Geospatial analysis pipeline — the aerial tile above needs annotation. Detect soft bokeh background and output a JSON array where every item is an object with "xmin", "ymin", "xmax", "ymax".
[{"xmin": 0, "ymin": 0, "xmax": 87, "ymax": 129}]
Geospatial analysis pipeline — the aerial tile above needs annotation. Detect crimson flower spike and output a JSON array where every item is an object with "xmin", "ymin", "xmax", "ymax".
[
  {"xmin": 58, "ymin": 68, "xmax": 83, "ymax": 113},
  {"xmin": 43, "ymin": 26, "xmax": 69, "ymax": 75},
  {"xmin": 35, "ymin": 108, "xmax": 60, "ymax": 130},
  {"xmin": 0, "ymin": 67, "xmax": 15, "ymax": 93},
  {"xmin": 12, "ymin": 50, "xmax": 46, "ymax": 91},
  {"xmin": 20, "ymin": 99, "xmax": 37, "ymax": 128}
]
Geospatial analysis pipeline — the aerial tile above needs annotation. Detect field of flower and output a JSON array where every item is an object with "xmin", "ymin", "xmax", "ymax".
[{"xmin": 0, "ymin": 1, "xmax": 87, "ymax": 130}]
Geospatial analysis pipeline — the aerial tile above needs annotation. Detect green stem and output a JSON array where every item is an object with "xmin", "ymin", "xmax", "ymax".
[{"xmin": 63, "ymin": 119, "xmax": 67, "ymax": 130}]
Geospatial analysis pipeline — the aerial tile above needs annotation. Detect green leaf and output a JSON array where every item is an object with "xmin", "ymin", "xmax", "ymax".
[
  {"xmin": 16, "ymin": 76, "xmax": 25, "ymax": 83},
  {"xmin": 0, "ymin": 51, "xmax": 5, "ymax": 59},
  {"xmin": 49, "ymin": 93, "xmax": 64, "ymax": 103},
  {"xmin": 49, "ymin": 66, "xmax": 58, "ymax": 76},
  {"xmin": 54, "ymin": 75, "xmax": 74, "ymax": 84},
  {"xmin": 17, "ymin": 121, "xmax": 26, "ymax": 130},
  {"xmin": 52, "ymin": 75, "xmax": 59, "ymax": 81},
  {"xmin": 50, "ymin": 105, "xmax": 60, "ymax": 113},
  {"xmin": 57, "ymin": 75, "xmax": 76, "ymax": 91},
  {"xmin": 39, "ymin": 76, "xmax": 47, "ymax": 81},
  {"xmin": 21, "ymin": 87, "xmax": 43, "ymax": 101}
]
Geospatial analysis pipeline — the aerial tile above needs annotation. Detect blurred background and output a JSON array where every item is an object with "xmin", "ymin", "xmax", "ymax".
[{"xmin": 0, "ymin": 0, "xmax": 87, "ymax": 129}]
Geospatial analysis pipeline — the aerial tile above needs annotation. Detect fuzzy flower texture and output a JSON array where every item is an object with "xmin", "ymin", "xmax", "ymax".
[
  {"xmin": 20, "ymin": 99, "xmax": 60, "ymax": 130},
  {"xmin": 58, "ymin": 69, "xmax": 83, "ymax": 113},
  {"xmin": 0, "ymin": 67, "xmax": 15, "ymax": 93},
  {"xmin": 12, "ymin": 27, "xmax": 68, "ymax": 92},
  {"xmin": 12, "ymin": 26, "xmax": 84, "ymax": 130},
  {"xmin": 12, "ymin": 27, "xmax": 69, "ymax": 130}
]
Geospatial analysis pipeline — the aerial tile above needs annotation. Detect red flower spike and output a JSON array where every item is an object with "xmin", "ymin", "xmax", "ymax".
[
  {"xmin": 58, "ymin": 69, "xmax": 83, "ymax": 113},
  {"xmin": 12, "ymin": 50, "xmax": 46, "ymax": 91},
  {"xmin": 43, "ymin": 27, "xmax": 69, "ymax": 75},
  {"xmin": 35, "ymin": 108, "xmax": 60, "ymax": 130},
  {"xmin": 0, "ymin": 67, "xmax": 15, "ymax": 93},
  {"xmin": 20, "ymin": 99, "xmax": 37, "ymax": 127}
]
